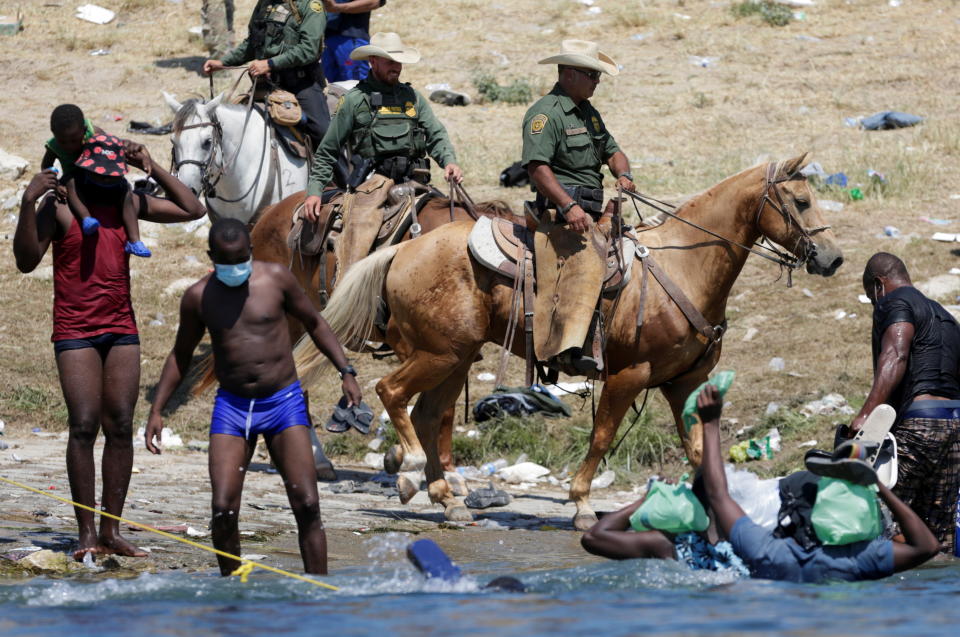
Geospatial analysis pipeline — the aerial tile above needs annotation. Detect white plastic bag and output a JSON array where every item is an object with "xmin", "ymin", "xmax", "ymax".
[{"xmin": 725, "ymin": 465, "xmax": 781, "ymax": 529}]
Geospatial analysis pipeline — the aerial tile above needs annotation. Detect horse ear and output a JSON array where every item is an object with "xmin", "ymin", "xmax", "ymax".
[
  {"xmin": 206, "ymin": 92, "xmax": 225, "ymax": 111},
  {"xmin": 163, "ymin": 91, "xmax": 183, "ymax": 114},
  {"xmin": 781, "ymin": 152, "xmax": 810, "ymax": 177}
]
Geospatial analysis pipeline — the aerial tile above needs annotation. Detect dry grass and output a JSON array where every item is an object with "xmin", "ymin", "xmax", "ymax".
[{"xmin": 1, "ymin": 0, "xmax": 959, "ymax": 479}]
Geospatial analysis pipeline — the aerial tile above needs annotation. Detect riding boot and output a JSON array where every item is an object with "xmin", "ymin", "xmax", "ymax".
[{"xmin": 533, "ymin": 210, "xmax": 606, "ymax": 377}]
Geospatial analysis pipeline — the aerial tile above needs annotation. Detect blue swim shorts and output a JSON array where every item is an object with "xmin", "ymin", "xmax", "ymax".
[{"xmin": 210, "ymin": 380, "xmax": 308, "ymax": 440}]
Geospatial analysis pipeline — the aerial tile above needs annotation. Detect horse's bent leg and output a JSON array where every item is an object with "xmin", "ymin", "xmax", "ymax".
[
  {"xmin": 568, "ymin": 375, "xmax": 640, "ymax": 531},
  {"xmin": 658, "ymin": 371, "xmax": 711, "ymax": 469},
  {"xmin": 410, "ymin": 360, "xmax": 475, "ymax": 523}
]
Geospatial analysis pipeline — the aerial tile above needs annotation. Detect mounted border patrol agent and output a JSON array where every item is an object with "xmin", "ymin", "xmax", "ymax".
[
  {"xmin": 300, "ymin": 32, "xmax": 463, "ymax": 271},
  {"xmin": 204, "ymin": 0, "xmax": 331, "ymax": 148},
  {"xmin": 522, "ymin": 40, "xmax": 637, "ymax": 376}
]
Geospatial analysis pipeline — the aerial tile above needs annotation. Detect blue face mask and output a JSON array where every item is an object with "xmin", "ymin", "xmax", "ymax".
[{"xmin": 214, "ymin": 258, "xmax": 252, "ymax": 287}]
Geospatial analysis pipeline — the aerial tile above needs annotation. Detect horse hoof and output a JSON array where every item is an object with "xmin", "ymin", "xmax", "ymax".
[
  {"xmin": 445, "ymin": 504, "xmax": 473, "ymax": 523},
  {"xmin": 574, "ymin": 512, "xmax": 598, "ymax": 531},
  {"xmin": 315, "ymin": 461, "xmax": 337, "ymax": 482},
  {"xmin": 444, "ymin": 471, "xmax": 468, "ymax": 497},
  {"xmin": 384, "ymin": 445, "xmax": 403, "ymax": 475},
  {"xmin": 400, "ymin": 452, "xmax": 426, "ymax": 472},
  {"xmin": 397, "ymin": 474, "xmax": 419, "ymax": 504}
]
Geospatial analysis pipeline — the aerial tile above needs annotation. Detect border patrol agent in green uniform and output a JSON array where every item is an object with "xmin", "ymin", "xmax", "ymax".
[
  {"xmin": 302, "ymin": 31, "xmax": 463, "ymax": 220},
  {"xmin": 203, "ymin": 0, "xmax": 331, "ymax": 147},
  {"xmin": 522, "ymin": 40, "xmax": 636, "ymax": 375}
]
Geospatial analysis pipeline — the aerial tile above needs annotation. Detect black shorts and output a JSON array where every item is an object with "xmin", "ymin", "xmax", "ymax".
[{"xmin": 53, "ymin": 332, "xmax": 140, "ymax": 357}]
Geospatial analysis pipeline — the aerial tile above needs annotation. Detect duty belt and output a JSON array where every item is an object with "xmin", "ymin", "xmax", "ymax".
[
  {"xmin": 375, "ymin": 156, "xmax": 430, "ymax": 184},
  {"xmin": 536, "ymin": 184, "xmax": 604, "ymax": 217}
]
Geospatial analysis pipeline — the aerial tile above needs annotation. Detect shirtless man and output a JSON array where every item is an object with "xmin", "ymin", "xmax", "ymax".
[{"xmin": 146, "ymin": 218, "xmax": 361, "ymax": 575}]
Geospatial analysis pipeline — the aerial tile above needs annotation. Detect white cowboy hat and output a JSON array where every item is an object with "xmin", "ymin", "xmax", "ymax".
[
  {"xmin": 538, "ymin": 39, "xmax": 619, "ymax": 76},
  {"xmin": 350, "ymin": 32, "xmax": 421, "ymax": 64}
]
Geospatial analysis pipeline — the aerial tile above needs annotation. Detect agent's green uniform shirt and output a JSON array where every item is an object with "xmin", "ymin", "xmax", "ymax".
[
  {"xmin": 307, "ymin": 76, "xmax": 458, "ymax": 196},
  {"xmin": 521, "ymin": 83, "xmax": 620, "ymax": 190},
  {"xmin": 221, "ymin": 0, "xmax": 325, "ymax": 71}
]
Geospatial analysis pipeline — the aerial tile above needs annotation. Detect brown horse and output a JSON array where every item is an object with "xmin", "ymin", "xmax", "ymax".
[{"xmin": 294, "ymin": 156, "xmax": 844, "ymax": 528}]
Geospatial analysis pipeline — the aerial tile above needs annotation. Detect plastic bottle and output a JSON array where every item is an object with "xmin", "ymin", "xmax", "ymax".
[{"xmin": 480, "ymin": 459, "xmax": 508, "ymax": 475}]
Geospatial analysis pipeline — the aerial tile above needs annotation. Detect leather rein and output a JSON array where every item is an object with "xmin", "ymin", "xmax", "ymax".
[{"xmin": 621, "ymin": 163, "xmax": 831, "ymax": 286}]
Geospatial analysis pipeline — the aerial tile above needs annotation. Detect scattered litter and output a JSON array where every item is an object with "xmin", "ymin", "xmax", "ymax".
[
  {"xmin": 163, "ymin": 277, "xmax": 196, "ymax": 296},
  {"xmin": 329, "ymin": 480, "xmax": 397, "ymax": 497},
  {"xmin": 858, "ymin": 294, "xmax": 872, "ymax": 304},
  {"xmin": 131, "ymin": 467, "xmax": 141, "ymax": 474},
  {"xmin": 819, "ymin": 199, "xmax": 844, "ymax": 212},
  {"xmin": 735, "ymin": 425, "xmax": 755, "ymax": 436},
  {"xmin": 148, "ymin": 313, "xmax": 165, "ymax": 327},
  {"xmin": 729, "ymin": 428, "xmax": 780, "ymax": 462},
  {"xmin": 363, "ymin": 452, "xmax": 384, "ymax": 469},
  {"xmin": 456, "ymin": 466, "xmax": 483, "ymax": 480},
  {"xmin": 834, "ymin": 309, "xmax": 847, "ymax": 320},
  {"xmin": 849, "ymin": 187, "xmax": 863, "ymax": 200},
  {"xmin": 951, "ymin": 194, "xmax": 960, "ymax": 200},
  {"xmin": 742, "ymin": 327, "xmax": 758, "ymax": 342},
  {"xmin": 860, "ymin": 111, "xmax": 923, "ymax": 130},
  {"xmin": 75, "ymin": 4, "xmax": 115, "ymax": 25},
  {"xmin": 498, "ymin": 461, "xmax": 550, "ymax": 484},
  {"xmin": 241, "ymin": 554, "xmax": 267, "ymax": 561},
  {"xmin": 185, "ymin": 526, "xmax": 209, "ymax": 538},
  {"xmin": 591, "ymin": 469, "xmax": 616, "ymax": 489},
  {"xmin": 765, "ymin": 402, "xmax": 780, "ymax": 417},
  {"xmin": 932, "ymin": 232, "xmax": 959, "ymax": 242},
  {"xmin": 801, "ymin": 393, "xmax": 854, "ymax": 417},
  {"xmin": 187, "ymin": 439, "xmax": 209, "ymax": 452},
  {"xmin": 797, "ymin": 440, "xmax": 818, "ymax": 448},
  {"xmin": 844, "ymin": 117, "xmax": 862, "ymax": 128},
  {"xmin": 11, "ymin": 453, "xmax": 23, "ymax": 463},
  {"xmin": 867, "ymin": 169, "xmax": 887, "ymax": 183},
  {"xmin": 774, "ymin": 0, "xmax": 815, "ymax": 6},
  {"xmin": 726, "ymin": 466, "xmax": 780, "ymax": 529},
  {"xmin": 464, "ymin": 483, "xmax": 512, "ymax": 509},
  {"xmin": 429, "ymin": 89, "xmax": 471, "ymax": 107},
  {"xmin": 465, "ymin": 430, "xmax": 479, "ymax": 439},
  {"xmin": 544, "ymin": 381, "xmax": 590, "ymax": 397},
  {"xmin": 795, "ymin": 34, "xmax": 822, "ymax": 43},
  {"xmin": 793, "ymin": 11, "xmax": 806, "ymax": 20},
  {"xmin": 688, "ymin": 56, "xmax": 719, "ymax": 68},
  {"xmin": 768, "ymin": 357, "xmax": 785, "ymax": 372},
  {"xmin": 888, "ymin": 0, "xmax": 902, "ymax": 6},
  {"xmin": 89, "ymin": 48, "xmax": 110, "ymax": 56},
  {"xmin": 0, "ymin": 11, "xmax": 23, "ymax": 37},
  {"xmin": 800, "ymin": 162, "xmax": 827, "ymax": 179},
  {"xmin": 802, "ymin": 288, "xmax": 814, "ymax": 298},
  {"xmin": 630, "ymin": 32, "xmax": 653, "ymax": 41},
  {"xmin": 476, "ymin": 372, "xmax": 495, "ymax": 382},
  {"xmin": 424, "ymin": 83, "xmax": 451, "ymax": 92},
  {"xmin": 586, "ymin": 6, "xmax": 603, "ymax": 14},
  {"xmin": 475, "ymin": 518, "xmax": 507, "ymax": 530},
  {"xmin": 673, "ymin": 13, "xmax": 692, "ymax": 20},
  {"xmin": 367, "ymin": 437, "xmax": 383, "ymax": 451},
  {"xmin": 920, "ymin": 217, "xmax": 952, "ymax": 226},
  {"xmin": 473, "ymin": 384, "xmax": 571, "ymax": 422},
  {"xmin": 824, "ymin": 173, "xmax": 848, "ymax": 187},
  {"xmin": 950, "ymin": 268, "xmax": 960, "ymax": 276},
  {"xmin": 180, "ymin": 217, "xmax": 208, "ymax": 234}
]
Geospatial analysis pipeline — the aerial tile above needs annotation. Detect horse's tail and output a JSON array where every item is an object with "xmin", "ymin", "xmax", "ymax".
[
  {"xmin": 191, "ymin": 354, "xmax": 218, "ymax": 397},
  {"xmin": 293, "ymin": 245, "xmax": 401, "ymax": 386}
]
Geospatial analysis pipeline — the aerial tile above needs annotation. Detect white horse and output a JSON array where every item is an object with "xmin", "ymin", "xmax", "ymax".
[{"xmin": 163, "ymin": 91, "xmax": 307, "ymax": 225}]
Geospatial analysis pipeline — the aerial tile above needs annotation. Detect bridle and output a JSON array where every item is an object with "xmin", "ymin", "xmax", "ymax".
[
  {"xmin": 171, "ymin": 119, "xmax": 225, "ymax": 196},
  {"xmin": 622, "ymin": 162, "xmax": 832, "ymax": 286}
]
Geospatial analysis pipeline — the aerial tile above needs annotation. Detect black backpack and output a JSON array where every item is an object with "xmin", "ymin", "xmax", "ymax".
[
  {"xmin": 499, "ymin": 161, "xmax": 529, "ymax": 188},
  {"xmin": 773, "ymin": 470, "xmax": 821, "ymax": 551}
]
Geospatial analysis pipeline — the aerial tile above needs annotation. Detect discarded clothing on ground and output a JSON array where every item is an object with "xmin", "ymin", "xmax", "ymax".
[
  {"xmin": 860, "ymin": 111, "xmax": 923, "ymax": 130},
  {"xmin": 325, "ymin": 397, "xmax": 375, "ymax": 434},
  {"xmin": 473, "ymin": 384, "xmax": 572, "ymax": 422},
  {"xmin": 464, "ymin": 482, "xmax": 512, "ymax": 509},
  {"xmin": 128, "ymin": 120, "xmax": 173, "ymax": 135}
]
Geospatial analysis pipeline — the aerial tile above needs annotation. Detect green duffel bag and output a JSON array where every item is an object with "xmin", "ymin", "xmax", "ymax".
[
  {"xmin": 681, "ymin": 370, "xmax": 735, "ymax": 433},
  {"xmin": 811, "ymin": 477, "xmax": 882, "ymax": 546},
  {"xmin": 630, "ymin": 476, "xmax": 709, "ymax": 534}
]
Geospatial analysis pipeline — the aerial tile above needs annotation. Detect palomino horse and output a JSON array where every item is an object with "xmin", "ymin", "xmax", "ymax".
[
  {"xmin": 197, "ymin": 187, "xmax": 514, "ymax": 474},
  {"xmin": 294, "ymin": 156, "xmax": 844, "ymax": 529},
  {"xmin": 164, "ymin": 92, "xmax": 307, "ymax": 225}
]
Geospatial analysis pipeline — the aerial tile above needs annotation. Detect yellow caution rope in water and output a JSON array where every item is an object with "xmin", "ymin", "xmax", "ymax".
[{"xmin": 0, "ymin": 474, "xmax": 339, "ymax": 591}]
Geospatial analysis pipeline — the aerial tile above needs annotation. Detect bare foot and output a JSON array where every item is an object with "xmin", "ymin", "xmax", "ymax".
[
  {"xmin": 98, "ymin": 534, "xmax": 147, "ymax": 558},
  {"xmin": 73, "ymin": 546, "xmax": 100, "ymax": 562}
]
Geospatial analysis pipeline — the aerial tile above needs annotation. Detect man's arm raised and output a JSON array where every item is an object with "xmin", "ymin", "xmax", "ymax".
[
  {"xmin": 13, "ymin": 171, "xmax": 61, "ymax": 273},
  {"xmin": 127, "ymin": 146, "xmax": 207, "ymax": 223},
  {"xmin": 698, "ymin": 384, "xmax": 748, "ymax": 537},
  {"xmin": 146, "ymin": 284, "xmax": 208, "ymax": 454},
  {"xmin": 278, "ymin": 264, "xmax": 362, "ymax": 406}
]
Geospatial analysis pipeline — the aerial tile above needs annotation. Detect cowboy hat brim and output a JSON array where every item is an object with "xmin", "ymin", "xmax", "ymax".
[
  {"xmin": 350, "ymin": 44, "xmax": 421, "ymax": 64},
  {"xmin": 538, "ymin": 51, "xmax": 619, "ymax": 76}
]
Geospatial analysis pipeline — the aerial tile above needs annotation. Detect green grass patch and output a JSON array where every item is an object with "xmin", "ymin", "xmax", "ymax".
[
  {"xmin": 472, "ymin": 73, "xmax": 534, "ymax": 105},
  {"xmin": 731, "ymin": 1, "xmax": 794, "ymax": 27}
]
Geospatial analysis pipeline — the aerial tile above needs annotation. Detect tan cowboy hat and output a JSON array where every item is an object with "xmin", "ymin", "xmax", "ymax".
[
  {"xmin": 350, "ymin": 32, "xmax": 421, "ymax": 64},
  {"xmin": 538, "ymin": 39, "xmax": 619, "ymax": 76}
]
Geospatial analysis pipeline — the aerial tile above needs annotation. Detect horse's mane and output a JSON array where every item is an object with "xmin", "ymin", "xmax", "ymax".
[
  {"xmin": 171, "ymin": 99, "xmax": 204, "ymax": 134},
  {"xmin": 474, "ymin": 199, "xmax": 515, "ymax": 220}
]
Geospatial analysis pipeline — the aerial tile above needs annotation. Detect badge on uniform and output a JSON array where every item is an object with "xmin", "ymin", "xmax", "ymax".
[
  {"xmin": 591, "ymin": 115, "xmax": 601, "ymax": 132},
  {"xmin": 309, "ymin": 0, "xmax": 323, "ymax": 12},
  {"xmin": 335, "ymin": 94, "xmax": 345, "ymax": 115},
  {"xmin": 530, "ymin": 114, "xmax": 548, "ymax": 135}
]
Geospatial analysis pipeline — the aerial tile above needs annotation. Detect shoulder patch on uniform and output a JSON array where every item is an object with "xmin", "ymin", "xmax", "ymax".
[
  {"xmin": 334, "ymin": 94, "xmax": 345, "ymax": 115},
  {"xmin": 530, "ymin": 114, "xmax": 548, "ymax": 135},
  {"xmin": 309, "ymin": 0, "xmax": 323, "ymax": 13},
  {"xmin": 591, "ymin": 115, "xmax": 602, "ymax": 133}
]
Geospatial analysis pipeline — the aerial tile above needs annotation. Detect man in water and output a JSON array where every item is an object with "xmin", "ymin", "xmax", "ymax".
[
  {"xmin": 14, "ymin": 144, "xmax": 206, "ymax": 561},
  {"xmin": 146, "ymin": 218, "xmax": 361, "ymax": 575},
  {"xmin": 852, "ymin": 252, "xmax": 960, "ymax": 553},
  {"xmin": 697, "ymin": 385, "xmax": 938, "ymax": 583}
]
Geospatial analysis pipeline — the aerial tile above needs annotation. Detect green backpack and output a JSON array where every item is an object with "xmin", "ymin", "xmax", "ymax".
[
  {"xmin": 630, "ymin": 476, "xmax": 709, "ymax": 534},
  {"xmin": 811, "ymin": 477, "xmax": 882, "ymax": 546}
]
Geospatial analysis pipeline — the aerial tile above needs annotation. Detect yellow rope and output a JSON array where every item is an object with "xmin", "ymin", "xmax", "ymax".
[{"xmin": 0, "ymin": 474, "xmax": 338, "ymax": 591}]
